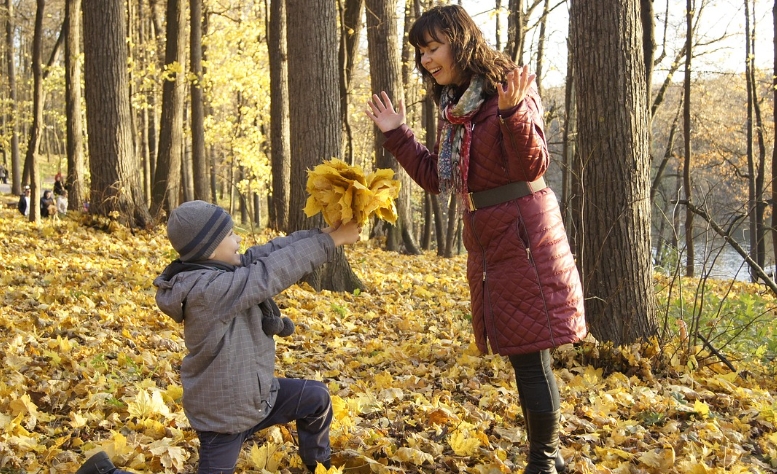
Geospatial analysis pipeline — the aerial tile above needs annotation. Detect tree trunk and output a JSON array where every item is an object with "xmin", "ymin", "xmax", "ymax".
[
  {"xmin": 190, "ymin": 0, "xmax": 210, "ymax": 201},
  {"xmin": 771, "ymin": 0, "xmax": 777, "ymax": 272},
  {"xmin": 287, "ymin": 0, "xmax": 363, "ymax": 293},
  {"xmin": 83, "ymin": 0, "xmax": 151, "ymax": 227},
  {"xmin": 423, "ymin": 92, "xmax": 444, "ymax": 254},
  {"xmin": 443, "ymin": 196, "xmax": 457, "ymax": 258},
  {"xmin": 745, "ymin": 0, "xmax": 760, "ymax": 281},
  {"xmin": 535, "ymin": 0, "xmax": 549, "ymax": 95},
  {"xmin": 683, "ymin": 0, "xmax": 695, "ymax": 277},
  {"xmin": 570, "ymin": 0, "xmax": 658, "ymax": 346},
  {"xmin": 151, "ymin": 0, "xmax": 186, "ymax": 216},
  {"xmin": 338, "ymin": 0, "xmax": 364, "ymax": 165},
  {"xmin": 506, "ymin": 0, "xmax": 524, "ymax": 62},
  {"xmin": 65, "ymin": 0, "xmax": 86, "ymax": 212},
  {"xmin": 561, "ymin": 21, "xmax": 577, "ymax": 236},
  {"xmin": 365, "ymin": 0, "xmax": 419, "ymax": 255},
  {"xmin": 641, "ymin": 0, "xmax": 655, "ymax": 95},
  {"xmin": 5, "ymin": 0, "xmax": 21, "ymax": 194},
  {"xmin": 25, "ymin": 0, "xmax": 46, "ymax": 223},
  {"xmin": 268, "ymin": 0, "xmax": 291, "ymax": 232}
]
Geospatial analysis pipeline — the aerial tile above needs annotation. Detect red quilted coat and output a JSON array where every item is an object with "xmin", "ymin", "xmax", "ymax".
[{"xmin": 383, "ymin": 86, "xmax": 587, "ymax": 356}]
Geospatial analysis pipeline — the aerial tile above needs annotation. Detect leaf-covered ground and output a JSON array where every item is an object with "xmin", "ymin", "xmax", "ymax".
[{"xmin": 0, "ymin": 206, "xmax": 776, "ymax": 473}]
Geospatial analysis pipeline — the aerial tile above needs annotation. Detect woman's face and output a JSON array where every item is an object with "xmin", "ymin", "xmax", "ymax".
[{"xmin": 418, "ymin": 30, "xmax": 467, "ymax": 86}]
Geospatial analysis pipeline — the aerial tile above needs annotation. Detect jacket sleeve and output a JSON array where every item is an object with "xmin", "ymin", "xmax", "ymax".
[
  {"xmin": 499, "ymin": 84, "xmax": 549, "ymax": 182},
  {"xmin": 383, "ymin": 124, "xmax": 441, "ymax": 194},
  {"xmin": 242, "ymin": 229, "xmax": 323, "ymax": 262},
  {"xmin": 207, "ymin": 231, "xmax": 336, "ymax": 322}
]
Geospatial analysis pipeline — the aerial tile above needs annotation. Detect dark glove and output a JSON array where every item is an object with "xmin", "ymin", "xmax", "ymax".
[
  {"xmin": 259, "ymin": 298, "xmax": 295, "ymax": 337},
  {"xmin": 262, "ymin": 315, "xmax": 295, "ymax": 337}
]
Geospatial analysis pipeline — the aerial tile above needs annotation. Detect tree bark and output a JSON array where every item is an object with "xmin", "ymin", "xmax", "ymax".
[
  {"xmin": 151, "ymin": 0, "xmax": 186, "ymax": 217},
  {"xmin": 422, "ymin": 91, "xmax": 445, "ymax": 254},
  {"xmin": 570, "ymin": 0, "xmax": 658, "ymax": 345},
  {"xmin": 5, "ymin": 0, "xmax": 21, "ymax": 194},
  {"xmin": 641, "ymin": 0, "xmax": 655, "ymax": 95},
  {"xmin": 561, "ymin": 18, "xmax": 577, "ymax": 237},
  {"xmin": 268, "ymin": 0, "xmax": 291, "ymax": 232},
  {"xmin": 366, "ymin": 0, "xmax": 420, "ymax": 254},
  {"xmin": 190, "ymin": 0, "xmax": 210, "ymax": 201},
  {"xmin": 25, "ymin": 0, "xmax": 46, "ymax": 223},
  {"xmin": 506, "ymin": 0, "xmax": 524, "ymax": 62},
  {"xmin": 535, "ymin": 0, "xmax": 549, "ymax": 95},
  {"xmin": 744, "ymin": 0, "xmax": 763, "ymax": 281},
  {"xmin": 338, "ymin": 0, "xmax": 364, "ymax": 165},
  {"xmin": 83, "ymin": 0, "xmax": 151, "ymax": 227},
  {"xmin": 287, "ymin": 0, "xmax": 363, "ymax": 292},
  {"xmin": 65, "ymin": 0, "xmax": 86, "ymax": 212},
  {"xmin": 771, "ymin": 0, "xmax": 777, "ymax": 272},
  {"xmin": 683, "ymin": 0, "xmax": 695, "ymax": 277}
]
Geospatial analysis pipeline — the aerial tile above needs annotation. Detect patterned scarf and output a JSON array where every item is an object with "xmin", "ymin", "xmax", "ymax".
[{"xmin": 438, "ymin": 75, "xmax": 486, "ymax": 199}]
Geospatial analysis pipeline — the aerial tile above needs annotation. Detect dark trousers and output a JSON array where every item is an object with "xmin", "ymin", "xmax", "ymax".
[
  {"xmin": 508, "ymin": 349, "xmax": 560, "ymax": 413},
  {"xmin": 196, "ymin": 378, "xmax": 332, "ymax": 474}
]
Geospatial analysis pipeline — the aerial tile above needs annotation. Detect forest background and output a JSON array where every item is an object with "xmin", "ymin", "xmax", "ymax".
[{"xmin": 1, "ymin": 0, "xmax": 777, "ymax": 472}]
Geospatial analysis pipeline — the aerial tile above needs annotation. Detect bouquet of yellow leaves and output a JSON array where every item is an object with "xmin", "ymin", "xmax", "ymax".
[{"xmin": 304, "ymin": 158, "xmax": 401, "ymax": 226}]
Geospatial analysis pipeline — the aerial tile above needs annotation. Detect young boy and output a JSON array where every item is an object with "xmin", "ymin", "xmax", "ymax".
[{"xmin": 76, "ymin": 200, "xmax": 360, "ymax": 474}]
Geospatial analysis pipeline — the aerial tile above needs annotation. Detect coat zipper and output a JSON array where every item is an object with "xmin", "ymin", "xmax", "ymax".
[
  {"xmin": 471, "ymin": 212, "xmax": 495, "ymax": 352},
  {"xmin": 515, "ymin": 211, "xmax": 556, "ymax": 349}
]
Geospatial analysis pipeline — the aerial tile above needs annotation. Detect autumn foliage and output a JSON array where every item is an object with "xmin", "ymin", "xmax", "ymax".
[
  {"xmin": 304, "ymin": 159, "xmax": 401, "ymax": 226},
  {"xmin": 0, "ymin": 206, "xmax": 775, "ymax": 473}
]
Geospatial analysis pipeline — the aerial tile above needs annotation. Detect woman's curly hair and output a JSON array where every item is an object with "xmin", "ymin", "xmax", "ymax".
[{"xmin": 408, "ymin": 4, "xmax": 516, "ymax": 104}]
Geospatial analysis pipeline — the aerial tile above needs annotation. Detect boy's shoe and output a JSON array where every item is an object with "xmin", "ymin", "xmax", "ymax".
[{"xmin": 75, "ymin": 451, "xmax": 116, "ymax": 474}]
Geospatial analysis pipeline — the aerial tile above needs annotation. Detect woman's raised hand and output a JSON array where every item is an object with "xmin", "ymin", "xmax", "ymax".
[
  {"xmin": 365, "ymin": 91, "xmax": 406, "ymax": 133},
  {"xmin": 498, "ymin": 65, "xmax": 536, "ymax": 111}
]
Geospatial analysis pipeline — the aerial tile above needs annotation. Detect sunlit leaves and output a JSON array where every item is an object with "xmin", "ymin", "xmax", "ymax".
[
  {"xmin": 304, "ymin": 158, "xmax": 400, "ymax": 226},
  {"xmin": 0, "ymin": 208, "xmax": 776, "ymax": 472}
]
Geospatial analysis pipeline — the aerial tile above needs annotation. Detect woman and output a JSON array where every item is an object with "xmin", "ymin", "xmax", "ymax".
[
  {"xmin": 40, "ymin": 190, "xmax": 56, "ymax": 218},
  {"xmin": 366, "ymin": 5, "xmax": 586, "ymax": 474}
]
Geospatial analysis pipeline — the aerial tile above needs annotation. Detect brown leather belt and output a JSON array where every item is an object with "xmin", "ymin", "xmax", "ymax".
[{"xmin": 467, "ymin": 177, "xmax": 547, "ymax": 211}]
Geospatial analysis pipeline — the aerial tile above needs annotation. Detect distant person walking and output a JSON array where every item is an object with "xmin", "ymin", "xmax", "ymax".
[
  {"xmin": 56, "ymin": 190, "xmax": 69, "ymax": 215},
  {"xmin": 40, "ymin": 190, "xmax": 56, "ymax": 218},
  {"xmin": 17, "ymin": 186, "xmax": 30, "ymax": 216},
  {"xmin": 53, "ymin": 172, "xmax": 65, "ymax": 196}
]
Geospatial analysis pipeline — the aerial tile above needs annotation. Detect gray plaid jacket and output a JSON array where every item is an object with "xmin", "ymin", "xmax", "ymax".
[{"xmin": 153, "ymin": 229, "xmax": 335, "ymax": 433}]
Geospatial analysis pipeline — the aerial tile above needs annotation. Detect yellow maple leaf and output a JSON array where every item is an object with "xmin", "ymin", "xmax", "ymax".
[
  {"xmin": 449, "ymin": 428, "xmax": 481, "ymax": 456},
  {"xmin": 304, "ymin": 158, "xmax": 400, "ymax": 226},
  {"xmin": 69, "ymin": 411, "xmax": 88, "ymax": 429},
  {"xmin": 638, "ymin": 444, "xmax": 675, "ymax": 470},
  {"xmin": 392, "ymin": 446, "xmax": 434, "ymax": 466},
  {"xmin": 127, "ymin": 389, "xmax": 171, "ymax": 419},
  {"xmin": 148, "ymin": 441, "xmax": 188, "ymax": 470},
  {"xmin": 693, "ymin": 400, "xmax": 710, "ymax": 418},
  {"xmin": 247, "ymin": 442, "xmax": 282, "ymax": 471}
]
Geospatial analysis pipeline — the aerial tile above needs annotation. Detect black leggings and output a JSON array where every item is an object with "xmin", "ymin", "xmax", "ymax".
[{"xmin": 508, "ymin": 349, "xmax": 560, "ymax": 413}]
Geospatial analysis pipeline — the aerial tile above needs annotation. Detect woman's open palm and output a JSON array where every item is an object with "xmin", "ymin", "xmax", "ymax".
[
  {"xmin": 366, "ymin": 91, "xmax": 406, "ymax": 133},
  {"xmin": 498, "ymin": 65, "xmax": 536, "ymax": 111}
]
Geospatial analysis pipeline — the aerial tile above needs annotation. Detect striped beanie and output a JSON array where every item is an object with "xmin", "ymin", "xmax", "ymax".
[{"xmin": 167, "ymin": 200, "xmax": 233, "ymax": 262}]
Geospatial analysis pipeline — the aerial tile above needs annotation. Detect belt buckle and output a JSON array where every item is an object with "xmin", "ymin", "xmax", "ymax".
[{"xmin": 467, "ymin": 192, "xmax": 476, "ymax": 211}]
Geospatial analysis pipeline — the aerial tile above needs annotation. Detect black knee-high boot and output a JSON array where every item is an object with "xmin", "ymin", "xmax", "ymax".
[
  {"xmin": 523, "ymin": 410, "xmax": 562, "ymax": 474},
  {"xmin": 519, "ymin": 398, "xmax": 565, "ymax": 473}
]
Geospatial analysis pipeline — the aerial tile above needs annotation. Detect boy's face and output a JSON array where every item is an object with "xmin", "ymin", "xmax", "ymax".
[{"xmin": 209, "ymin": 229, "xmax": 242, "ymax": 265}]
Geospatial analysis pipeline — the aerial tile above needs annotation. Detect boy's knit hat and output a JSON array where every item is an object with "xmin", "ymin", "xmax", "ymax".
[{"xmin": 167, "ymin": 200, "xmax": 233, "ymax": 262}]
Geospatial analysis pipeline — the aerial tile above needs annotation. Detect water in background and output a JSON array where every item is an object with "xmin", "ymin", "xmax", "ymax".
[{"xmin": 654, "ymin": 235, "xmax": 772, "ymax": 282}]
